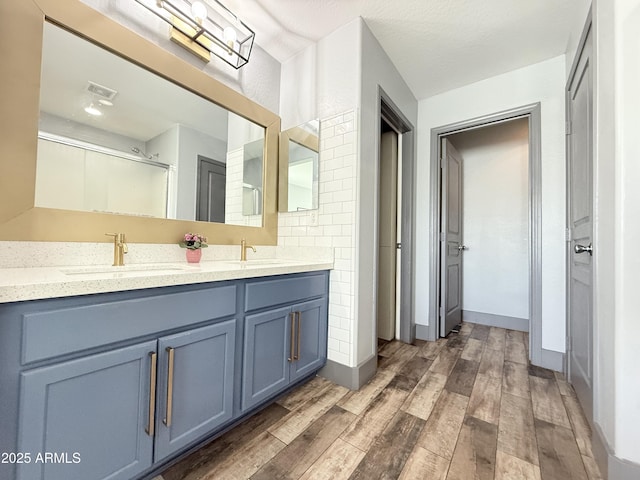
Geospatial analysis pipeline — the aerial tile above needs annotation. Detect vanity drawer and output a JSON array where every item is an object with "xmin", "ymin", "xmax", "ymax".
[
  {"xmin": 21, "ymin": 284, "xmax": 236, "ymax": 364},
  {"xmin": 244, "ymin": 272, "xmax": 327, "ymax": 312}
]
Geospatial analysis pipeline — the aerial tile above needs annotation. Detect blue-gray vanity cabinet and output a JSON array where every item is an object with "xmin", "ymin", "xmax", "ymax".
[
  {"xmin": 3, "ymin": 271, "xmax": 329, "ymax": 480},
  {"xmin": 154, "ymin": 320, "xmax": 236, "ymax": 462},
  {"xmin": 290, "ymin": 298, "xmax": 327, "ymax": 381},
  {"xmin": 17, "ymin": 341, "xmax": 157, "ymax": 480},
  {"xmin": 242, "ymin": 297, "xmax": 327, "ymax": 410},
  {"xmin": 242, "ymin": 306, "xmax": 292, "ymax": 409}
]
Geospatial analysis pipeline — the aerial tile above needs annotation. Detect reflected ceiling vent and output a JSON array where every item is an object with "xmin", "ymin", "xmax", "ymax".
[{"xmin": 86, "ymin": 81, "xmax": 118, "ymax": 101}]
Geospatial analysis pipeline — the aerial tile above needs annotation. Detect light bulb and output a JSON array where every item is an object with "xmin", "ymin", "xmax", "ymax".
[
  {"xmin": 223, "ymin": 27, "xmax": 237, "ymax": 54},
  {"xmin": 191, "ymin": 1, "xmax": 207, "ymax": 24},
  {"xmin": 84, "ymin": 103, "xmax": 102, "ymax": 116}
]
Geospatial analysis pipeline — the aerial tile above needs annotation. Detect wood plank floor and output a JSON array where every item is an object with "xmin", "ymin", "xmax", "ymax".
[{"xmin": 158, "ymin": 323, "xmax": 602, "ymax": 480}]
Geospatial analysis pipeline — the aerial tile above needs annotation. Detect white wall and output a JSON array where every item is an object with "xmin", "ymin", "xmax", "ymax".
[
  {"xmin": 592, "ymin": 0, "xmax": 617, "ymax": 457},
  {"xmin": 449, "ymin": 118, "xmax": 529, "ymax": 320},
  {"xmin": 279, "ymin": 20, "xmax": 360, "ymax": 130},
  {"xmin": 416, "ymin": 56, "xmax": 567, "ymax": 353},
  {"xmin": 612, "ymin": 0, "xmax": 640, "ymax": 464},
  {"xmin": 279, "ymin": 44, "xmax": 318, "ymax": 130}
]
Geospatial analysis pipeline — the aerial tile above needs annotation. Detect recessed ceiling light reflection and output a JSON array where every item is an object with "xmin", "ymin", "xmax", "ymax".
[
  {"xmin": 98, "ymin": 99, "xmax": 113, "ymax": 106},
  {"xmin": 84, "ymin": 103, "xmax": 103, "ymax": 116}
]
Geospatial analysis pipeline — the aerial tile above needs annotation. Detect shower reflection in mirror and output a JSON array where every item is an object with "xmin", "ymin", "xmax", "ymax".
[{"xmin": 34, "ymin": 22, "xmax": 266, "ymax": 226}]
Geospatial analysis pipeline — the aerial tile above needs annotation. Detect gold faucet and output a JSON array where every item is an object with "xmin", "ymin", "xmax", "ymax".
[
  {"xmin": 105, "ymin": 233, "xmax": 128, "ymax": 266},
  {"xmin": 240, "ymin": 239, "xmax": 256, "ymax": 261}
]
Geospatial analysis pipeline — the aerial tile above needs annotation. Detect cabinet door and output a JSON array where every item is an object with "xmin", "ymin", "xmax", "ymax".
[
  {"xmin": 154, "ymin": 320, "xmax": 236, "ymax": 461},
  {"xmin": 290, "ymin": 298, "xmax": 328, "ymax": 381},
  {"xmin": 242, "ymin": 307, "xmax": 292, "ymax": 410},
  {"xmin": 17, "ymin": 341, "xmax": 157, "ymax": 480}
]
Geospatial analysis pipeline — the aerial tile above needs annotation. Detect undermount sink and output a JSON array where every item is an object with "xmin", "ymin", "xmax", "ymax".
[{"xmin": 60, "ymin": 264, "xmax": 197, "ymax": 275}]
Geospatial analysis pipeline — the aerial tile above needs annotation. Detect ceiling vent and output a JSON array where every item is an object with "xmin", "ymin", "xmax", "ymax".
[{"xmin": 86, "ymin": 81, "xmax": 118, "ymax": 100}]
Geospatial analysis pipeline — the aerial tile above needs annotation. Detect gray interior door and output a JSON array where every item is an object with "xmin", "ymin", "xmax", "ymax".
[
  {"xmin": 567, "ymin": 27, "xmax": 593, "ymax": 420},
  {"xmin": 440, "ymin": 138, "xmax": 464, "ymax": 337},
  {"xmin": 196, "ymin": 156, "xmax": 226, "ymax": 222}
]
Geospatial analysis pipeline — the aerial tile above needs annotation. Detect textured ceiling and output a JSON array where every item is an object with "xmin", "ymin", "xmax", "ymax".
[{"xmin": 218, "ymin": 0, "xmax": 588, "ymax": 99}]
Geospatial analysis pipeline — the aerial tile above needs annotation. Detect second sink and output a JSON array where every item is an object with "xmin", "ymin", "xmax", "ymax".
[{"xmin": 61, "ymin": 264, "xmax": 198, "ymax": 275}]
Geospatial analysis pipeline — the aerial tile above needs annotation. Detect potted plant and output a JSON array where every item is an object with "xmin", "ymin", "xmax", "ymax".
[{"xmin": 179, "ymin": 233, "xmax": 208, "ymax": 263}]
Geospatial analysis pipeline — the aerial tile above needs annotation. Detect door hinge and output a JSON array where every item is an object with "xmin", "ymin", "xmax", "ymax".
[
  {"xmin": 439, "ymin": 157, "xmax": 444, "ymax": 169},
  {"xmin": 439, "ymin": 232, "xmax": 445, "ymax": 242},
  {"xmin": 565, "ymin": 227, "xmax": 571, "ymax": 242},
  {"xmin": 566, "ymin": 121, "xmax": 572, "ymax": 135},
  {"xmin": 439, "ymin": 306, "xmax": 444, "ymax": 317},
  {"xmin": 566, "ymin": 336, "xmax": 572, "ymax": 352}
]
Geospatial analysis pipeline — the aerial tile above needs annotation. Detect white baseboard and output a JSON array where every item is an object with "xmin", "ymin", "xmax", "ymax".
[{"xmin": 593, "ymin": 421, "xmax": 640, "ymax": 479}]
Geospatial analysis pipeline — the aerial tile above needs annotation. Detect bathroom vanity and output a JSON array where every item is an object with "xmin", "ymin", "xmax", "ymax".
[
  {"xmin": 0, "ymin": 261, "xmax": 330, "ymax": 480},
  {"xmin": 0, "ymin": 2, "xmax": 331, "ymax": 478}
]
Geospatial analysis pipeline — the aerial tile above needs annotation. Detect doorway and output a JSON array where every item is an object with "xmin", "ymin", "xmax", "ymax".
[
  {"xmin": 428, "ymin": 104, "xmax": 544, "ymax": 363},
  {"xmin": 439, "ymin": 119, "xmax": 531, "ymax": 337},
  {"xmin": 377, "ymin": 119, "xmax": 400, "ymax": 341},
  {"xmin": 376, "ymin": 90, "xmax": 415, "ymax": 345}
]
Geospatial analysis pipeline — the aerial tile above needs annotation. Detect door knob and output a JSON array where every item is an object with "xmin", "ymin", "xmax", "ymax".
[
  {"xmin": 458, "ymin": 245, "xmax": 468, "ymax": 251},
  {"xmin": 574, "ymin": 243, "xmax": 593, "ymax": 256}
]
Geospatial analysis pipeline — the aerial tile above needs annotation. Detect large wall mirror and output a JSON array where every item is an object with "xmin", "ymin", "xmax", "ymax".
[
  {"xmin": 0, "ymin": 0, "xmax": 279, "ymax": 244},
  {"xmin": 278, "ymin": 120, "xmax": 320, "ymax": 212}
]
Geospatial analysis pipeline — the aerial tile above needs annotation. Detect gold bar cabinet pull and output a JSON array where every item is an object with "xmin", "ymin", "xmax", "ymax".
[
  {"xmin": 164, "ymin": 347, "xmax": 175, "ymax": 427},
  {"xmin": 288, "ymin": 312, "xmax": 295, "ymax": 362},
  {"xmin": 146, "ymin": 351, "xmax": 157, "ymax": 436},
  {"xmin": 294, "ymin": 311, "xmax": 301, "ymax": 360}
]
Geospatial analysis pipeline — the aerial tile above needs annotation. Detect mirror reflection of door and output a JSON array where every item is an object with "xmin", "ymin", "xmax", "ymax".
[{"xmin": 196, "ymin": 156, "xmax": 226, "ymax": 223}]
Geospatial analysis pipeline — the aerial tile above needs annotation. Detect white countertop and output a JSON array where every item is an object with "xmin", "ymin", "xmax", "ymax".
[{"xmin": 0, "ymin": 259, "xmax": 333, "ymax": 304}]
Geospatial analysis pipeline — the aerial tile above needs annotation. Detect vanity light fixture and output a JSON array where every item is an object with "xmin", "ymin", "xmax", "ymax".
[{"xmin": 133, "ymin": 0, "xmax": 255, "ymax": 69}]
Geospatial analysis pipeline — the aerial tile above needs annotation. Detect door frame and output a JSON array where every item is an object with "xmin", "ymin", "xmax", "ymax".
[
  {"xmin": 377, "ymin": 87, "xmax": 416, "ymax": 344},
  {"xmin": 427, "ymin": 103, "xmax": 544, "ymax": 365}
]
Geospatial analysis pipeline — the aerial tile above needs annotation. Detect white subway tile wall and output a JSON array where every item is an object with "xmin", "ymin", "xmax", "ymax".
[{"xmin": 278, "ymin": 110, "xmax": 357, "ymax": 366}]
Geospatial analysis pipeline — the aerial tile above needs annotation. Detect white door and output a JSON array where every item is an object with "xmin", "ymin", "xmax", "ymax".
[
  {"xmin": 567, "ymin": 27, "xmax": 593, "ymax": 420},
  {"xmin": 440, "ymin": 139, "xmax": 465, "ymax": 336}
]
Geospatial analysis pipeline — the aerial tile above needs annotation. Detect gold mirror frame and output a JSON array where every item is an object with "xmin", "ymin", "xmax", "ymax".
[
  {"xmin": 278, "ymin": 125, "xmax": 319, "ymax": 212},
  {"xmin": 0, "ymin": 0, "xmax": 279, "ymax": 245}
]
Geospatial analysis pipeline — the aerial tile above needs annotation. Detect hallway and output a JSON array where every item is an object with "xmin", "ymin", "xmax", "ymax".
[{"xmin": 160, "ymin": 323, "xmax": 601, "ymax": 480}]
